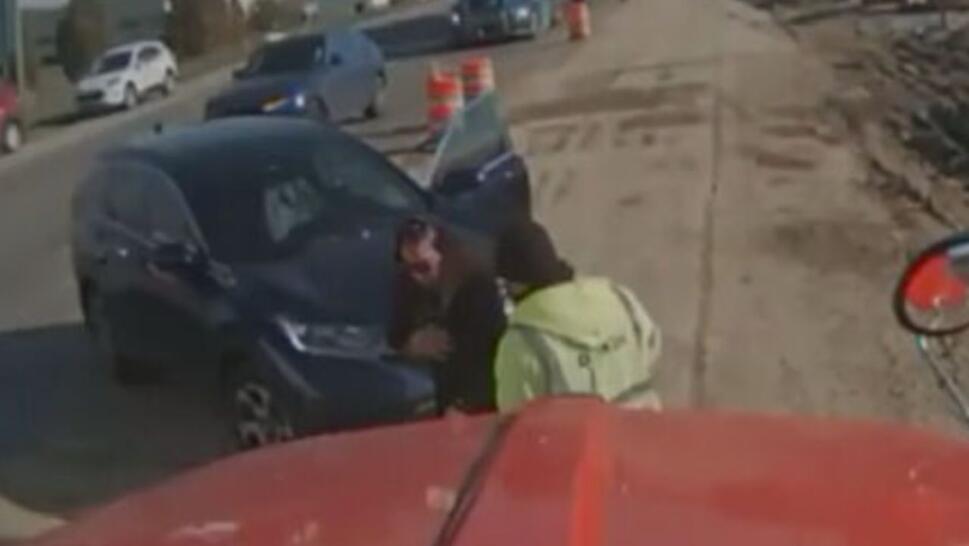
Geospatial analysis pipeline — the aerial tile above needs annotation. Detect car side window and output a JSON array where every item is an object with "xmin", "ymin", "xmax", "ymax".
[
  {"xmin": 326, "ymin": 33, "xmax": 348, "ymax": 66},
  {"xmin": 102, "ymin": 167, "xmax": 150, "ymax": 237},
  {"xmin": 352, "ymin": 31, "xmax": 374, "ymax": 60},
  {"xmin": 146, "ymin": 181, "xmax": 198, "ymax": 245},
  {"xmin": 138, "ymin": 47, "xmax": 160, "ymax": 63},
  {"xmin": 100, "ymin": 163, "xmax": 197, "ymax": 244},
  {"xmin": 121, "ymin": 163, "xmax": 197, "ymax": 244},
  {"xmin": 313, "ymin": 42, "xmax": 326, "ymax": 65},
  {"xmin": 313, "ymin": 140, "xmax": 423, "ymax": 214}
]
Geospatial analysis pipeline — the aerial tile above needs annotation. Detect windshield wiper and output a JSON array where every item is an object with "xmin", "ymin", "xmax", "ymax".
[{"xmin": 430, "ymin": 414, "xmax": 516, "ymax": 546}]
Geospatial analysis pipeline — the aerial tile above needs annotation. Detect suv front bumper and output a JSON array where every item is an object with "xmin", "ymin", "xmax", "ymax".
[
  {"xmin": 254, "ymin": 340, "xmax": 438, "ymax": 435},
  {"xmin": 77, "ymin": 86, "xmax": 127, "ymax": 111}
]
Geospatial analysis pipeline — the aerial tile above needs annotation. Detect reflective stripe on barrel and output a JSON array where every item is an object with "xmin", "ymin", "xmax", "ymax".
[
  {"xmin": 426, "ymin": 69, "xmax": 464, "ymax": 135},
  {"xmin": 566, "ymin": 2, "xmax": 591, "ymax": 41},
  {"xmin": 460, "ymin": 57, "xmax": 495, "ymax": 101}
]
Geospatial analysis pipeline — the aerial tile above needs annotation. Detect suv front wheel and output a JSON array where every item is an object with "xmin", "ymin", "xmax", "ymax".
[
  {"xmin": 1, "ymin": 119, "xmax": 23, "ymax": 154},
  {"xmin": 224, "ymin": 358, "xmax": 296, "ymax": 450},
  {"xmin": 162, "ymin": 70, "xmax": 176, "ymax": 97},
  {"xmin": 83, "ymin": 287, "xmax": 155, "ymax": 385},
  {"xmin": 123, "ymin": 84, "xmax": 139, "ymax": 110}
]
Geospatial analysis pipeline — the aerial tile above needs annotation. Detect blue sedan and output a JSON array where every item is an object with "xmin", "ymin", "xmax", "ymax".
[
  {"xmin": 205, "ymin": 29, "xmax": 386, "ymax": 122},
  {"xmin": 450, "ymin": 0, "xmax": 560, "ymax": 44}
]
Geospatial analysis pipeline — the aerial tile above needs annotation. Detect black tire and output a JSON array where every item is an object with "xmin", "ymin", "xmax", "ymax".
[
  {"xmin": 1, "ymin": 119, "xmax": 23, "ymax": 154},
  {"xmin": 83, "ymin": 287, "xmax": 156, "ymax": 385},
  {"xmin": 123, "ymin": 84, "xmax": 139, "ymax": 110},
  {"xmin": 364, "ymin": 71, "xmax": 387, "ymax": 120},
  {"xmin": 162, "ymin": 70, "xmax": 176, "ymax": 97},
  {"xmin": 224, "ymin": 358, "xmax": 296, "ymax": 450},
  {"xmin": 306, "ymin": 98, "xmax": 331, "ymax": 123}
]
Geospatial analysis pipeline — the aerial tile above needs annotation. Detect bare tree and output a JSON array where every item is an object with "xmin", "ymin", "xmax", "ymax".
[
  {"xmin": 167, "ymin": 0, "xmax": 238, "ymax": 58},
  {"xmin": 55, "ymin": 0, "xmax": 107, "ymax": 82}
]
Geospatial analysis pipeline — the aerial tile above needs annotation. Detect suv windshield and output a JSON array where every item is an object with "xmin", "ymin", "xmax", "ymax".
[
  {"xmin": 94, "ymin": 52, "xmax": 132, "ymax": 74},
  {"xmin": 467, "ymin": 0, "xmax": 503, "ymax": 9},
  {"xmin": 245, "ymin": 37, "xmax": 326, "ymax": 77},
  {"xmin": 182, "ymin": 134, "xmax": 422, "ymax": 263}
]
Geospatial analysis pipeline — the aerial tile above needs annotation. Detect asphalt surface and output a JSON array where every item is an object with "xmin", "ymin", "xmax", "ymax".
[{"xmin": 0, "ymin": 0, "xmax": 577, "ymax": 535}]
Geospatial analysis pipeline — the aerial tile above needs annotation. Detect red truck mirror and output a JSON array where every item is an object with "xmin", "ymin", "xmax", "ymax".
[{"xmin": 894, "ymin": 232, "xmax": 969, "ymax": 336}]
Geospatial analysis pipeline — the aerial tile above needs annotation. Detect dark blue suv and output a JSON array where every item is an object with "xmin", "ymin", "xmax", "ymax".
[{"xmin": 71, "ymin": 106, "xmax": 529, "ymax": 448}]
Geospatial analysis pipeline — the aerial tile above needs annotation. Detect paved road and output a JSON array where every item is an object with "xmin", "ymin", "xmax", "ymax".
[{"xmin": 0, "ymin": 1, "xmax": 581, "ymax": 537}]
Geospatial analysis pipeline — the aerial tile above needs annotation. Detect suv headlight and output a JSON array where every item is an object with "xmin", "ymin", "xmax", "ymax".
[
  {"xmin": 262, "ymin": 92, "xmax": 307, "ymax": 113},
  {"xmin": 514, "ymin": 5, "xmax": 531, "ymax": 19},
  {"xmin": 276, "ymin": 316, "xmax": 386, "ymax": 359}
]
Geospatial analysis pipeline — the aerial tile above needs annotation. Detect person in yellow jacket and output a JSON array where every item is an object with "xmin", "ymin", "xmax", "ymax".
[{"xmin": 492, "ymin": 220, "xmax": 662, "ymax": 412}]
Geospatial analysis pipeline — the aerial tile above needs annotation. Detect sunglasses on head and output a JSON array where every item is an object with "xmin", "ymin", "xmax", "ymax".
[
  {"xmin": 402, "ymin": 218, "xmax": 432, "ymax": 238},
  {"xmin": 396, "ymin": 219, "xmax": 435, "ymax": 260}
]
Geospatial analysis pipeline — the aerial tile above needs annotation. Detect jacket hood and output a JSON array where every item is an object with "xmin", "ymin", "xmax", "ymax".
[{"xmin": 510, "ymin": 277, "xmax": 626, "ymax": 349}]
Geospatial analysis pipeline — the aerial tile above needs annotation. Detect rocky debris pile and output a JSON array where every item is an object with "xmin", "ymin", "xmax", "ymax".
[{"xmin": 867, "ymin": 23, "xmax": 969, "ymax": 178}]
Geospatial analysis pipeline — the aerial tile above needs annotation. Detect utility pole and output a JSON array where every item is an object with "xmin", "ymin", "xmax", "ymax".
[
  {"xmin": 12, "ymin": 0, "xmax": 25, "ymax": 94},
  {"xmin": 936, "ymin": 0, "xmax": 950, "ymax": 30}
]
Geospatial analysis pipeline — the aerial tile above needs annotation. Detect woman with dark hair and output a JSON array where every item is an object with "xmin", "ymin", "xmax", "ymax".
[
  {"xmin": 493, "ymin": 219, "xmax": 662, "ymax": 412},
  {"xmin": 388, "ymin": 218, "xmax": 507, "ymax": 414}
]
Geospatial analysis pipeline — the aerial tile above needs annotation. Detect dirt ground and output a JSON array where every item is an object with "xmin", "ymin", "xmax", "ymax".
[{"xmin": 507, "ymin": 0, "xmax": 966, "ymax": 434}]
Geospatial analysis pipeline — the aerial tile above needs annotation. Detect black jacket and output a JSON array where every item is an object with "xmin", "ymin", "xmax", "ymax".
[{"xmin": 389, "ymin": 269, "xmax": 506, "ymax": 413}]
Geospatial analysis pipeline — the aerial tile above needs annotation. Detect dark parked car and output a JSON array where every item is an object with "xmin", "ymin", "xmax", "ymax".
[
  {"xmin": 205, "ymin": 29, "xmax": 386, "ymax": 122},
  {"xmin": 0, "ymin": 80, "xmax": 24, "ymax": 154},
  {"xmin": 71, "ymin": 105, "xmax": 528, "ymax": 447},
  {"xmin": 450, "ymin": 0, "xmax": 558, "ymax": 44}
]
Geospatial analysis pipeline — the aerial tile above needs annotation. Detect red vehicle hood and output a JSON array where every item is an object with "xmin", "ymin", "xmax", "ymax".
[{"xmin": 28, "ymin": 399, "xmax": 969, "ymax": 546}]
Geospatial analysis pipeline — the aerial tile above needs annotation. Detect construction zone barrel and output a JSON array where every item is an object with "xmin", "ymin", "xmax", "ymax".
[
  {"xmin": 565, "ymin": 1, "xmax": 591, "ymax": 41},
  {"xmin": 426, "ymin": 69, "xmax": 464, "ymax": 137},
  {"xmin": 461, "ymin": 57, "xmax": 495, "ymax": 101}
]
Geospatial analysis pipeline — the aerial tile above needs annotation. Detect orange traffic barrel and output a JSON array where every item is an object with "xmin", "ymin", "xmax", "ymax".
[
  {"xmin": 566, "ymin": 2, "xmax": 591, "ymax": 41},
  {"xmin": 426, "ymin": 69, "xmax": 464, "ymax": 136},
  {"xmin": 461, "ymin": 57, "xmax": 495, "ymax": 101}
]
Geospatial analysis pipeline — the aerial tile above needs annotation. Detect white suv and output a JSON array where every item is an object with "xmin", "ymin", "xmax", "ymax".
[{"xmin": 76, "ymin": 41, "xmax": 178, "ymax": 113}]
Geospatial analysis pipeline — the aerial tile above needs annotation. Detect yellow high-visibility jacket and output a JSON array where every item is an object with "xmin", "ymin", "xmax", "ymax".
[{"xmin": 494, "ymin": 278, "xmax": 662, "ymax": 412}]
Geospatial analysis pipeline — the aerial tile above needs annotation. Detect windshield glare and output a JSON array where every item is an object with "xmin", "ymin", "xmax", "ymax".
[
  {"xmin": 184, "ymin": 137, "xmax": 421, "ymax": 263},
  {"xmin": 94, "ymin": 52, "xmax": 132, "ymax": 75},
  {"xmin": 245, "ymin": 38, "xmax": 326, "ymax": 76}
]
